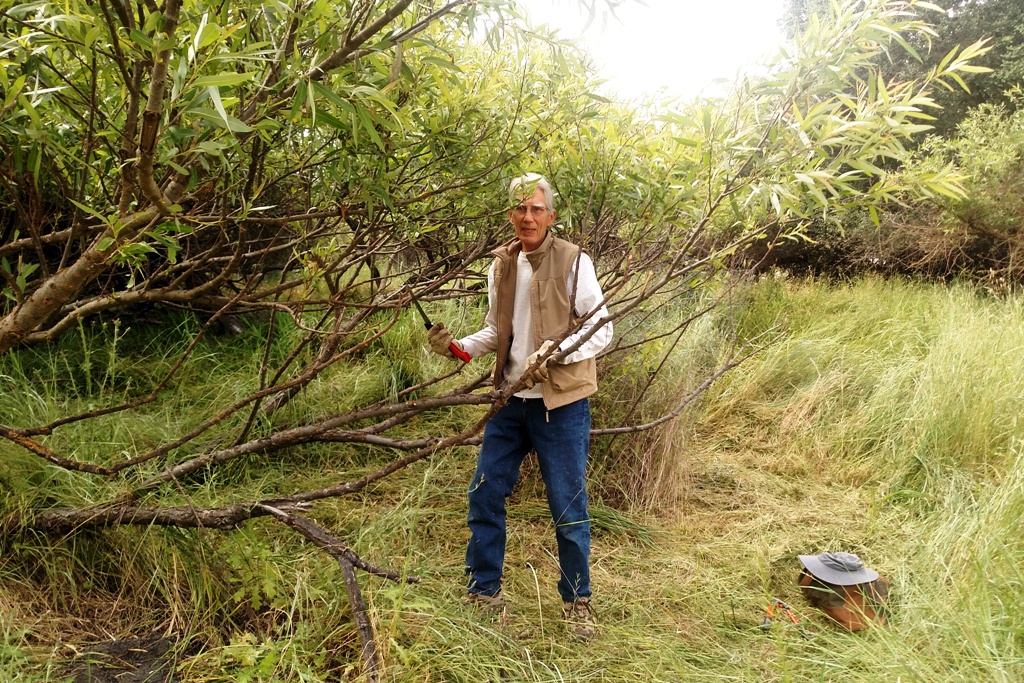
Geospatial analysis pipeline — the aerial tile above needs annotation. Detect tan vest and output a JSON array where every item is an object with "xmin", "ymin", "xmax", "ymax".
[{"xmin": 491, "ymin": 232, "xmax": 598, "ymax": 410}]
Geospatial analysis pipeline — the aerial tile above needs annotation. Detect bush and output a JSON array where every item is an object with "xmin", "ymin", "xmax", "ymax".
[{"xmin": 836, "ymin": 92, "xmax": 1024, "ymax": 285}]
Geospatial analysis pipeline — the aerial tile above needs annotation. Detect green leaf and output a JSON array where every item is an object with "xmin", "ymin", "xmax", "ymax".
[
  {"xmin": 143, "ymin": 9, "xmax": 163, "ymax": 33},
  {"xmin": 355, "ymin": 106, "xmax": 384, "ymax": 151},
  {"xmin": 311, "ymin": 82, "xmax": 349, "ymax": 111},
  {"xmin": 420, "ymin": 56, "xmax": 461, "ymax": 72},
  {"xmin": 17, "ymin": 262, "xmax": 39, "ymax": 280},
  {"xmin": 193, "ymin": 72, "xmax": 253, "ymax": 88},
  {"xmin": 289, "ymin": 82, "xmax": 307, "ymax": 123},
  {"xmin": 207, "ymin": 84, "xmax": 228, "ymax": 122},
  {"xmin": 17, "ymin": 95, "xmax": 41, "ymax": 128},
  {"xmin": 192, "ymin": 106, "xmax": 253, "ymax": 132},
  {"xmin": 120, "ymin": 243, "xmax": 158, "ymax": 257},
  {"xmin": 4, "ymin": 75, "xmax": 26, "ymax": 107},
  {"xmin": 129, "ymin": 29, "xmax": 155, "ymax": 53},
  {"xmin": 313, "ymin": 110, "xmax": 347, "ymax": 130},
  {"xmin": 196, "ymin": 20, "xmax": 222, "ymax": 50},
  {"xmin": 306, "ymin": 78, "xmax": 317, "ymax": 126},
  {"xmin": 151, "ymin": 233, "xmax": 181, "ymax": 263},
  {"xmin": 68, "ymin": 199, "xmax": 110, "ymax": 224}
]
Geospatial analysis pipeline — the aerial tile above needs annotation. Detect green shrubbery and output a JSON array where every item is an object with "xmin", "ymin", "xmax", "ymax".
[
  {"xmin": 779, "ymin": 91, "xmax": 1024, "ymax": 284},
  {"xmin": 911, "ymin": 91, "xmax": 1024, "ymax": 282}
]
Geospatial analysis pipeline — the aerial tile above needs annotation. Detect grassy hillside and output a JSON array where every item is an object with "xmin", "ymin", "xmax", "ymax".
[{"xmin": 2, "ymin": 275, "xmax": 1023, "ymax": 681}]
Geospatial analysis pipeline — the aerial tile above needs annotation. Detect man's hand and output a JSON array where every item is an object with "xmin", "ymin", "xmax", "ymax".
[
  {"xmin": 522, "ymin": 340, "xmax": 557, "ymax": 389},
  {"xmin": 427, "ymin": 322, "xmax": 462, "ymax": 359}
]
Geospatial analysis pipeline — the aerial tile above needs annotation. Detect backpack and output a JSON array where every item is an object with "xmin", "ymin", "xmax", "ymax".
[{"xmin": 798, "ymin": 568, "xmax": 889, "ymax": 631}]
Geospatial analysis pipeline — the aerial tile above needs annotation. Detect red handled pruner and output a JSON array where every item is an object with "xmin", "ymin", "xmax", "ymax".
[
  {"xmin": 410, "ymin": 296, "xmax": 471, "ymax": 363},
  {"xmin": 761, "ymin": 598, "xmax": 799, "ymax": 632}
]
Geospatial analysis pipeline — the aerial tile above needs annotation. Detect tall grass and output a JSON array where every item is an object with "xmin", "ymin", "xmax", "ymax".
[
  {"xmin": 591, "ymin": 287, "xmax": 725, "ymax": 512},
  {"xmin": 3, "ymin": 276, "xmax": 1024, "ymax": 681},
  {"xmin": 714, "ymin": 274, "xmax": 1024, "ymax": 493},
  {"xmin": 689, "ymin": 273, "xmax": 1024, "ymax": 682}
]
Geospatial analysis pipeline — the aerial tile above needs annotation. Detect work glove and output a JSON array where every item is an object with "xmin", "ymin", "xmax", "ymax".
[
  {"xmin": 427, "ymin": 322, "xmax": 462, "ymax": 359},
  {"xmin": 522, "ymin": 340, "xmax": 557, "ymax": 389}
]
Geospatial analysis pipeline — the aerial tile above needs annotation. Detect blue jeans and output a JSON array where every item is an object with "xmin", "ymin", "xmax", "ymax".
[{"xmin": 465, "ymin": 396, "xmax": 592, "ymax": 603}]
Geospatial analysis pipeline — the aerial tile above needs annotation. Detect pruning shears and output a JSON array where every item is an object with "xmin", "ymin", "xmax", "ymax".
[
  {"xmin": 761, "ymin": 598, "xmax": 800, "ymax": 632},
  {"xmin": 410, "ymin": 295, "xmax": 471, "ymax": 363}
]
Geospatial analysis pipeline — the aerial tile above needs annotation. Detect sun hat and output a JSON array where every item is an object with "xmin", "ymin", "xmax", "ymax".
[{"xmin": 798, "ymin": 552, "xmax": 878, "ymax": 586}]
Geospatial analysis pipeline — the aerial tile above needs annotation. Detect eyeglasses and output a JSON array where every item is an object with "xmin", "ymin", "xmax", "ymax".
[{"xmin": 512, "ymin": 204, "xmax": 549, "ymax": 217}]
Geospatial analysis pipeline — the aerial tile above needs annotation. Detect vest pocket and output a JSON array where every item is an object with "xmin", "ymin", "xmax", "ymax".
[{"xmin": 548, "ymin": 359, "xmax": 595, "ymax": 394}]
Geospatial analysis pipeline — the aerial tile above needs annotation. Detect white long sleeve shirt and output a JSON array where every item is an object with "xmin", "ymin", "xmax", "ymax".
[{"xmin": 459, "ymin": 250, "xmax": 612, "ymax": 397}]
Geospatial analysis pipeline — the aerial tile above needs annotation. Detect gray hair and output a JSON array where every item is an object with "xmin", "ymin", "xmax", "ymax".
[{"xmin": 509, "ymin": 173, "xmax": 554, "ymax": 212}]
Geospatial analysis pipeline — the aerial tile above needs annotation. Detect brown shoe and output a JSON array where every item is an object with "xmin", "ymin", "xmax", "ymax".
[
  {"xmin": 562, "ymin": 598, "xmax": 596, "ymax": 641},
  {"xmin": 466, "ymin": 590, "xmax": 505, "ymax": 610},
  {"xmin": 467, "ymin": 590, "xmax": 508, "ymax": 623}
]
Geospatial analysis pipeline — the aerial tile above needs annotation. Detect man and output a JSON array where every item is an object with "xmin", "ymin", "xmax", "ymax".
[{"xmin": 426, "ymin": 173, "xmax": 612, "ymax": 640}]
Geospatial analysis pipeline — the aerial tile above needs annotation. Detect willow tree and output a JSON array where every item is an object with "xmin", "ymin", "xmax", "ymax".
[
  {"xmin": 784, "ymin": 0, "xmax": 1022, "ymax": 137},
  {"xmin": 0, "ymin": 0, "xmax": 985, "ymax": 677}
]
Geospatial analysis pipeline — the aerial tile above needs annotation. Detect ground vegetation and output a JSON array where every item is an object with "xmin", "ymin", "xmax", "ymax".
[{"xmin": 3, "ymin": 275, "xmax": 1024, "ymax": 681}]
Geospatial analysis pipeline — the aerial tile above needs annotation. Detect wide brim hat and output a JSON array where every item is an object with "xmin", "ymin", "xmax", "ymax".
[{"xmin": 798, "ymin": 552, "xmax": 878, "ymax": 586}]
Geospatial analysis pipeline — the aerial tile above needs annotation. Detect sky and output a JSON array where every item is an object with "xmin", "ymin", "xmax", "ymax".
[{"xmin": 516, "ymin": 0, "xmax": 789, "ymax": 101}]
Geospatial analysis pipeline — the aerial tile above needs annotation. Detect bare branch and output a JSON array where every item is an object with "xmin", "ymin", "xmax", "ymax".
[
  {"xmin": 592, "ymin": 326, "xmax": 786, "ymax": 436},
  {"xmin": 0, "ymin": 425, "xmax": 114, "ymax": 476}
]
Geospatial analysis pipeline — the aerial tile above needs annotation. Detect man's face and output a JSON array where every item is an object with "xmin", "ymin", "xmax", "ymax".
[{"xmin": 509, "ymin": 187, "xmax": 555, "ymax": 253}]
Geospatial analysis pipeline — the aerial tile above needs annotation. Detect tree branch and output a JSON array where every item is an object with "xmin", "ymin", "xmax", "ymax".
[
  {"xmin": 0, "ymin": 425, "xmax": 114, "ymax": 476},
  {"xmin": 592, "ymin": 326, "xmax": 786, "ymax": 436},
  {"xmin": 135, "ymin": 0, "xmax": 182, "ymax": 214}
]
